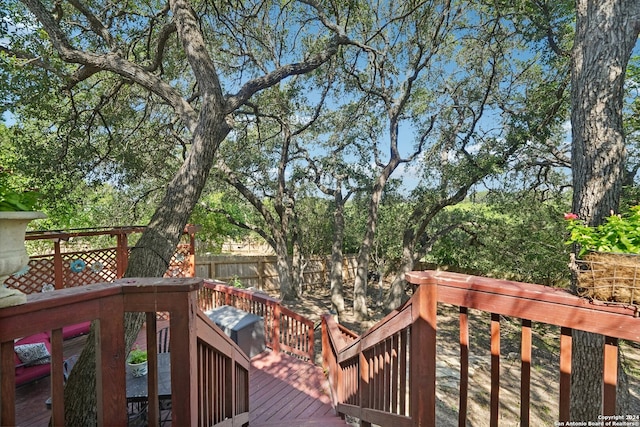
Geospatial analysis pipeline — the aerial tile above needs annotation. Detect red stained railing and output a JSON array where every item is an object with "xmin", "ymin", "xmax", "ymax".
[
  {"xmin": 198, "ymin": 280, "xmax": 315, "ymax": 362},
  {"xmin": 0, "ymin": 278, "xmax": 249, "ymax": 427},
  {"xmin": 322, "ymin": 270, "xmax": 640, "ymax": 427}
]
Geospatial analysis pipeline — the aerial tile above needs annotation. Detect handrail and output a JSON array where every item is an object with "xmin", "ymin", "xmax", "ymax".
[
  {"xmin": 25, "ymin": 224, "xmax": 200, "ymax": 241},
  {"xmin": 198, "ymin": 279, "xmax": 316, "ymax": 362},
  {"xmin": 0, "ymin": 277, "xmax": 248, "ymax": 427},
  {"xmin": 195, "ymin": 310, "xmax": 250, "ymax": 425},
  {"xmin": 322, "ymin": 270, "xmax": 640, "ymax": 427}
]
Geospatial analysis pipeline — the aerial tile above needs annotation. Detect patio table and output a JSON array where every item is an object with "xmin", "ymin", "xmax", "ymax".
[{"xmin": 126, "ymin": 352, "xmax": 171, "ymax": 425}]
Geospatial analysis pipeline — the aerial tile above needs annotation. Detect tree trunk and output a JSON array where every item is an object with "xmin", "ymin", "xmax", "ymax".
[
  {"xmin": 291, "ymin": 232, "xmax": 307, "ymax": 296},
  {"xmin": 570, "ymin": 0, "xmax": 640, "ymax": 421},
  {"xmin": 330, "ymin": 189, "xmax": 346, "ymax": 319},
  {"xmin": 386, "ymin": 247, "xmax": 414, "ymax": 311},
  {"xmin": 353, "ymin": 165, "xmax": 398, "ymax": 320},
  {"xmin": 63, "ymin": 109, "xmax": 230, "ymax": 426},
  {"xmin": 273, "ymin": 232, "xmax": 297, "ymax": 301}
]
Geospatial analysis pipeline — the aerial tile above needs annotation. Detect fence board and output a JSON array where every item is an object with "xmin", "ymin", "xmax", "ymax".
[{"xmin": 195, "ymin": 254, "xmax": 358, "ymax": 291}]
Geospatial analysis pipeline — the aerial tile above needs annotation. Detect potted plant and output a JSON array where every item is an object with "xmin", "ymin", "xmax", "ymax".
[
  {"xmin": 0, "ymin": 170, "xmax": 46, "ymax": 307},
  {"xmin": 127, "ymin": 347, "xmax": 148, "ymax": 377},
  {"xmin": 565, "ymin": 207, "xmax": 640, "ymax": 305}
]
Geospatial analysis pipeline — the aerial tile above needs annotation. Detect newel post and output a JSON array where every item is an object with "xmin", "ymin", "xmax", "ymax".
[
  {"xmin": 119, "ymin": 277, "xmax": 203, "ymax": 426},
  {"xmin": 185, "ymin": 224, "xmax": 199, "ymax": 277},
  {"xmin": 321, "ymin": 318, "xmax": 331, "ymax": 397},
  {"xmin": 410, "ymin": 278, "xmax": 437, "ymax": 426},
  {"xmin": 321, "ymin": 315, "xmax": 340, "ymax": 408},
  {"xmin": 115, "ymin": 232, "xmax": 128, "ymax": 278},
  {"xmin": 95, "ymin": 295, "xmax": 127, "ymax": 427},
  {"xmin": 168, "ymin": 285, "xmax": 199, "ymax": 426},
  {"xmin": 53, "ymin": 239, "xmax": 64, "ymax": 290}
]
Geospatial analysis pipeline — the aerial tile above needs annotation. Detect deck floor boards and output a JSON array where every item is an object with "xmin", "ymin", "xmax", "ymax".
[{"xmin": 249, "ymin": 351, "xmax": 348, "ymax": 427}]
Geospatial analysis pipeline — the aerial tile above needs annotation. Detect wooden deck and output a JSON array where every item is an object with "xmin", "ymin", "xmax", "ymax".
[
  {"xmin": 15, "ymin": 334, "xmax": 88, "ymax": 426},
  {"xmin": 249, "ymin": 351, "xmax": 349, "ymax": 427},
  {"xmin": 14, "ymin": 335, "xmax": 349, "ymax": 426}
]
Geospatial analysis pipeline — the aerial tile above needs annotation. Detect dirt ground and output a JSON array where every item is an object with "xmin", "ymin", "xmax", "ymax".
[{"xmin": 264, "ymin": 280, "xmax": 640, "ymax": 426}]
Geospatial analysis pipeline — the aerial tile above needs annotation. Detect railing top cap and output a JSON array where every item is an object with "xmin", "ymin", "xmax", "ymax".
[
  {"xmin": 0, "ymin": 277, "xmax": 203, "ymax": 320},
  {"xmin": 202, "ymin": 279, "xmax": 281, "ymax": 304},
  {"xmin": 406, "ymin": 270, "xmax": 640, "ymax": 318},
  {"xmin": 115, "ymin": 277, "xmax": 203, "ymax": 293},
  {"xmin": 24, "ymin": 224, "xmax": 199, "ymax": 240}
]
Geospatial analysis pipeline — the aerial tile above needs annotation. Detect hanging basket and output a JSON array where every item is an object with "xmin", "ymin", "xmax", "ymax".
[{"xmin": 575, "ymin": 252, "xmax": 640, "ymax": 306}]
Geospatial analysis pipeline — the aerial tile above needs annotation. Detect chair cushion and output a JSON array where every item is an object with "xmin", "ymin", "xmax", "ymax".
[
  {"xmin": 14, "ymin": 332, "xmax": 52, "ymax": 385},
  {"xmin": 62, "ymin": 321, "xmax": 91, "ymax": 340},
  {"xmin": 15, "ymin": 342, "xmax": 51, "ymax": 365}
]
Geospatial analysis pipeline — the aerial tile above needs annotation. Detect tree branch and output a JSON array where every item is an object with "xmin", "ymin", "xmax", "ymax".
[
  {"xmin": 0, "ymin": 45, "xmax": 64, "ymax": 77},
  {"xmin": 67, "ymin": 0, "xmax": 116, "ymax": 49},
  {"xmin": 201, "ymin": 203, "xmax": 276, "ymax": 249},
  {"xmin": 225, "ymin": 36, "xmax": 343, "ymax": 112},
  {"xmin": 215, "ymin": 158, "xmax": 278, "ymax": 227},
  {"xmin": 144, "ymin": 22, "xmax": 177, "ymax": 72},
  {"xmin": 21, "ymin": 0, "xmax": 199, "ymax": 132},
  {"xmin": 170, "ymin": 0, "xmax": 225, "ymax": 108}
]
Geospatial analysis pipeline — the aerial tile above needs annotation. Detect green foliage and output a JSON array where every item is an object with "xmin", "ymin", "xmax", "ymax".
[
  {"xmin": 426, "ymin": 193, "xmax": 571, "ymax": 287},
  {"xmin": 229, "ymin": 275, "xmax": 244, "ymax": 289},
  {"xmin": 127, "ymin": 348, "xmax": 147, "ymax": 364},
  {"xmin": 191, "ymin": 191, "xmax": 260, "ymax": 254},
  {"xmin": 295, "ymin": 196, "xmax": 335, "ymax": 256},
  {"xmin": 0, "ymin": 168, "xmax": 42, "ymax": 211},
  {"xmin": 565, "ymin": 206, "xmax": 640, "ymax": 256},
  {"xmin": 0, "ymin": 188, "xmax": 41, "ymax": 211}
]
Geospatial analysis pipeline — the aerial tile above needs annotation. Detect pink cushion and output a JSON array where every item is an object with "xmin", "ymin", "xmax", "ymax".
[
  {"xmin": 15, "ymin": 333, "xmax": 51, "ymax": 351},
  {"xmin": 15, "ymin": 364, "xmax": 51, "ymax": 385},
  {"xmin": 62, "ymin": 322, "xmax": 91, "ymax": 340},
  {"xmin": 14, "ymin": 333, "xmax": 52, "ymax": 386},
  {"xmin": 13, "ymin": 325, "xmax": 89, "ymax": 386}
]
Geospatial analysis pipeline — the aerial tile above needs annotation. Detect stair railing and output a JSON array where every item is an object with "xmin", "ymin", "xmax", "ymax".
[{"xmin": 322, "ymin": 270, "xmax": 640, "ymax": 427}]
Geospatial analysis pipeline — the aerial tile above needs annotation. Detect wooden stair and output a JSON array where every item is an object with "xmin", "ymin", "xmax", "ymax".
[{"xmin": 249, "ymin": 351, "xmax": 350, "ymax": 427}]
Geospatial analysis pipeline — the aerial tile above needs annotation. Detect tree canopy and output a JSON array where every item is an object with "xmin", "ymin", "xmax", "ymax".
[{"xmin": 2, "ymin": 0, "xmax": 640, "ymax": 422}]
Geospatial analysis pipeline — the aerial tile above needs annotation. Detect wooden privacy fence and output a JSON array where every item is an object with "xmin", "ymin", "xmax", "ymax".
[
  {"xmin": 198, "ymin": 279, "xmax": 315, "ymax": 362},
  {"xmin": 321, "ymin": 270, "xmax": 640, "ymax": 427},
  {"xmin": 5, "ymin": 226, "xmax": 198, "ymax": 294},
  {"xmin": 0, "ymin": 278, "xmax": 249, "ymax": 427},
  {"xmin": 195, "ymin": 254, "xmax": 358, "ymax": 291}
]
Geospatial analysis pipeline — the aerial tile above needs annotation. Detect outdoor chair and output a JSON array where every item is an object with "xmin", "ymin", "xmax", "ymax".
[
  {"xmin": 157, "ymin": 327, "xmax": 170, "ymax": 354},
  {"xmin": 127, "ymin": 401, "xmax": 148, "ymax": 426},
  {"xmin": 157, "ymin": 326, "xmax": 171, "ymax": 426},
  {"xmin": 128, "ymin": 327, "xmax": 172, "ymax": 426},
  {"xmin": 44, "ymin": 355, "xmax": 78, "ymax": 409}
]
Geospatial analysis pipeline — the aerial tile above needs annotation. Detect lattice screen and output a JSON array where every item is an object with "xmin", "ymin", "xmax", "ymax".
[
  {"xmin": 6, "ymin": 257, "xmax": 55, "ymax": 294},
  {"xmin": 165, "ymin": 244, "xmax": 193, "ymax": 278},
  {"xmin": 4, "ymin": 228, "xmax": 196, "ymax": 296}
]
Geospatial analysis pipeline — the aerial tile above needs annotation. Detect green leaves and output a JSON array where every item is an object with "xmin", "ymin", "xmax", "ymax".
[
  {"xmin": 0, "ymin": 189, "xmax": 41, "ymax": 211},
  {"xmin": 0, "ymin": 168, "xmax": 42, "ymax": 211},
  {"xmin": 565, "ymin": 206, "xmax": 640, "ymax": 256}
]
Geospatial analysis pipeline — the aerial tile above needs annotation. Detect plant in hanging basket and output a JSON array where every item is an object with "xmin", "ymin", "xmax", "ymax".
[
  {"xmin": 565, "ymin": 208, "xmax": 640, "ymax": 305},
  {"xmin": 574, "ymin": 252, "xmax": 640, "ymax": 305}
]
